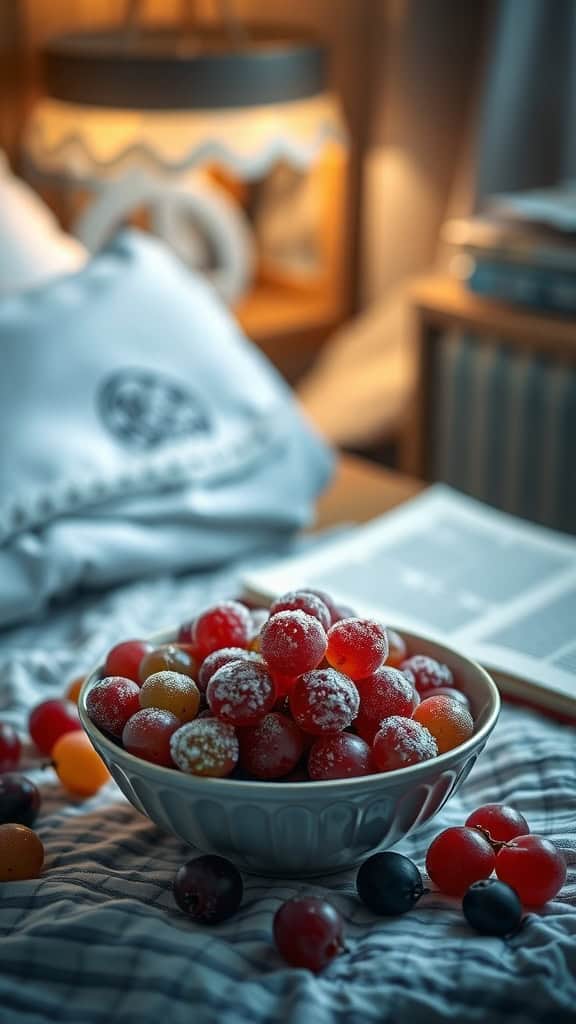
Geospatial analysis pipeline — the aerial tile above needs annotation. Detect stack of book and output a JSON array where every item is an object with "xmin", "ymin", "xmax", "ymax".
[{"xmin": 443, "ymin": 184, "xmax": 576, "ymax": 313}]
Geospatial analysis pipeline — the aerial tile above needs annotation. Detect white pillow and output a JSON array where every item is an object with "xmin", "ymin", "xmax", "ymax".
[{"xmin": 0, "ymin": 151, "xmax": 87, "ymax": 296}]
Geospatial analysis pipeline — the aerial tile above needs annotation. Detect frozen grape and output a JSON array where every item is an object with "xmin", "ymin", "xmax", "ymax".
[
  {"xmin": 122, "ymin": 708, "xmax": 181, "ymax": 767},
  {"xmin": 400, "ymin": 655, "xmax": 453, "ymax": 695},
  {"xmin": 206, "ymin": 660, "xmax": 276, "ymax": 727},
  {"xmin": 104, "ymin": 640, "xmax": 152, "ymax": 683},
  {"xmin": 194, "ymin": 601, "xmax": 251, "ymax": 659},
  {"xmin": 290, "ymin": 668, "xmax": 359, "ymax": 735},
  {"xmin": 412, "ymin": 695, "xmax": 474, "ymax": 754},
  {"xmin": 238, "ymin": 712, "xmax": 304, "ymax": 779},
  {"xmin": 139, "ymin": 671, "xmax": 201, "ymax": 723},
  {"xmin": 139, "ymin": 645, "xmax": 198, "ymax": 684},
  {"xmin": 86, "ymin": 676, "xmax": 141, "ymax": 738},
  {"xmin": 326, "ymin": 618, "xmax": 388, "ymax": 680},
  {"xmin": 355, "ymin": 666, "xmax": 419, "ymax": 744},
  {"xmin": 260, "ymin": 610, "xmax": 327, "ymax": 677},
  {"xmin": 269, "ymin": 590, "xmax": 331, "ymax": 631},
  {"xmin": 308, "ymin": 733, "xmax": 372, "ymax": 780},
  {"xmin": 372, "ymin": 716, "xmax": 437, "ymax": 772},
  {"xmin": 170, "ymin": 718, "xmax": 239, "ymax": 777}
]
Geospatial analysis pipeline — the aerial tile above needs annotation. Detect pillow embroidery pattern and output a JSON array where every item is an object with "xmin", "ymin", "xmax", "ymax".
[{"xmin": 98, "ymin": 368, "xmax": 212, "ymax": 449}]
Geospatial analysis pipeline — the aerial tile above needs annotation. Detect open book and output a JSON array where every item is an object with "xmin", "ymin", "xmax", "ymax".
[{"xmin": 243, "ymin": 485, "xmax": 576, "ymax": 719}]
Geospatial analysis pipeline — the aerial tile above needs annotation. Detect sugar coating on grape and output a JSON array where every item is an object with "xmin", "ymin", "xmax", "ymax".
[
  {"xmin": 355, "ymin": 666, "xmax": 419, "ymax": 743},
  {"xmin": 326, "ymin": 618, "xmax": 388, "ymax": 680},
  {"xmin": 198, "ymin": 647, "xmax": 263, "ymax": 693},
  {"xmin": 373, "ymin": 716, "xmax": 438, "ymax": 771},
  {"xmin": 269, "ymin": 590, "xmax": 331, "ymax": 631},
  {"xmin": 260, "ymin": 610, "xmax": 327, "ymax": 676},
  {"xmin": 86, "ymin": 676, "xmax": 141, "ymax": 738},
  {"xmin": 170, "ymin": 719, "xmax": 239, "ymax": 777},
  {"xmin": 139, "ymin": 670, "xmax": 200, "ymax": 723},
  {"xmin": 400, "ymin": 655, "xmax": 453, "ymax": 694},
  {"xmin": 207, "ymin": 660, "xmax": 276, "ymax": 726},
  {"xmin": 413, "ymin": 695, "xmax": 474, "ymax": 753},
  {"xmin": 194, "ymin": 601, "xmax": 251, "ymax": 658},
  {"xmin": 290, "ymin": 668, "xmax": 360, "ymax": 734}
]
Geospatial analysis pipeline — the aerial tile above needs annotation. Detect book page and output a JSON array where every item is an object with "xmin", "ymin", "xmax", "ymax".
[{"xmin": 243, "ymin": 485, "xmax": 576, "ymax": 708}]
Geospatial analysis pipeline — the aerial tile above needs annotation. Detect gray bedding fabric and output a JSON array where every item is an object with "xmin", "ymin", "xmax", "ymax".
[{"xmin": 0, "ymin": 566, "xmax": 574, "ymax": 1024}]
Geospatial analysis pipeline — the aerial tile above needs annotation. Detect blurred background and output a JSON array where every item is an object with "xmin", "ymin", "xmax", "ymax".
[{"xmin": 1, "ymin": 0, "xmax": 575, "ymax": 534}]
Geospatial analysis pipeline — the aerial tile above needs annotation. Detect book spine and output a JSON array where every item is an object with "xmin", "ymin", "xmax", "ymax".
[{"xmin": 467, "ymin": 260, "xmax": 576, "ymax": 313}]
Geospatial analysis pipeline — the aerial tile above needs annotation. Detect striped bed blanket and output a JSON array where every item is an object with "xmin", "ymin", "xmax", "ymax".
[{"xmin": 0, "ymin": 568, "xmax": 574, "ymax": 1024}]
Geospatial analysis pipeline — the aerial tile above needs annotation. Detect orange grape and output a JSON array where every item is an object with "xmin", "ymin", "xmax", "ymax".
[
  {"xmin": 0, "ymin": 823, "xmax": 44, "ymax": 881},
  {"xmin": 52, "ymin": 730, "xmax": 110, "ymax": 797},
  {"xmin": 65, "ymin": 676, "xmax": 85, "ymax": 704},
  {"xmin": 413, "ymin": 695, "xmax": 474, "ymax": 754},
  {"xmin": 139, "ymin": 671, "xmax": 201, "ymax": 722},
  {"xmin": 386, "ymin": 629, "xmax": 407, "ymax": 668}
]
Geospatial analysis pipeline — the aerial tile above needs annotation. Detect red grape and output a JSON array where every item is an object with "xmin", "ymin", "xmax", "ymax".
[
  {"xmin": 0, "ymin": 723, "xmax": 21, "ymax": 772},
  {"xmin": 412, "ymin": 695, "xmax": 474, "ymax": 754},
  {"xmin": 269, "ymin": 590, "xmax": 331, "ymax": 631},
  {"xmin": 122, "ymin": 708, "xmax": 181, "ymax": 767},
  {"xmin": 372, "ymin": 716, "xmax": 437, "ymax": 772},
  {"xmin": 198, "ymin": 647, "xmax": 263, "ymax": 693},
  {"xmin": 238, "ymin": 712, "xmax": 304, "ymax": 779},
  {"xmin": 86, "ymin": 677, "xmax": 141, "ymax": 738},
  {"xmin": 29, "ymin": 699, "xmax": 80, "ymax": 756},
  {"xmin": 495, "ymin": 835, "xmax": 566, "ymax": 906},
  {"xmin": 465, "ymin": 804, "xmax": 530, "ymax": 844},
  {"xmin": 308, "ymin": 732, "xmax": 373, "ymax": 780},
  {"xmin": 260, "ymin": 610, "xmax": 327, "ymax": 676},
  {"xmin": 326, "ymin": 618, "xmax": 388, "ymax": 680},
  {"xmin": 104, "ymin": 640, "xmax": 152, "ymax": 683},
  {"xmin": 305, "ymin": 589, "xmax": 341, "ymax": 625},
  {"xmin": 194, "ymin": 601, "xmax": 251, "ymax": 659},
  {"xmin": 170, "ymin": 718, "xmax": 239, "ymax": 777},
  {"xmin": 426, "ymin": 826, "xmax": 495, "ymax": 897},
  {"xmin": 206, "ymin": 660, "xmax": 276, "ymax": 727},
  {"xmin": 400, "ymin": 655, "xmax": 453, "ymax": 695},
  {"xmin": 177, "ymin": 619, "xmax": 197, "ymax": 647},
  {"xmin": 173, "ymin": 854, "xmax": 243, "ymax": 923},
  {"xmin": 290, "ymin": 668, "xmax": 359, "ymax": 735},
  {"xmin": 355, "ymin": 666, "xmax": 419, "ymax": 744},
  {"xmin": 273, "ymin": 897, "xmax": 344, "ymax": 971}
]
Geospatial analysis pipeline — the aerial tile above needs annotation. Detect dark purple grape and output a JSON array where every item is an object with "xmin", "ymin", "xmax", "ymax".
[
  {"xmin": 173, "ymin": 854, "xmax": 243, "ymax": 923},
  {"xmin": 462, "ymin": 878, "xmax": 523, "ymax": 936},
  {"xmin": 356, "ymin": 851, "xmax": 425, "ymax": 915},
  {"xmin": 0, "ymin": 773, "xmax": 41, "ymax": 827}
]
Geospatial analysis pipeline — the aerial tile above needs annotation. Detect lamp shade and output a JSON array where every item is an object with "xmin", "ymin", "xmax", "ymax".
[{"xmin": 21, "ymin": 26, "xmax": 348, "ymax": 316}]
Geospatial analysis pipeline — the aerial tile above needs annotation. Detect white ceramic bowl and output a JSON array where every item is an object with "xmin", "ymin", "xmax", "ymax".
[{"xmin": 79, "ymin": 628, "xmax": 500, "ymax": 877}]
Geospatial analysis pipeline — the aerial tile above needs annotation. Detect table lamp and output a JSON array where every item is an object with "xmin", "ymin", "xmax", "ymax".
[{"xmin": 22, "ymin": 4, "xmax": 348, "ymax": 323}]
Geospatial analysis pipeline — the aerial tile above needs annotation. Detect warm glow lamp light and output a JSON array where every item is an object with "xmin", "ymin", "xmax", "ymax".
[{"xmin": 22, "ymin": 17, "xmax": 347, "ymax": 306}]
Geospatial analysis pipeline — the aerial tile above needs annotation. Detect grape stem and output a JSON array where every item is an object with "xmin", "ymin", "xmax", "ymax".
[{"xmin": 471, "ymin": 825, "xmax": 508, "ymax": 853}]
